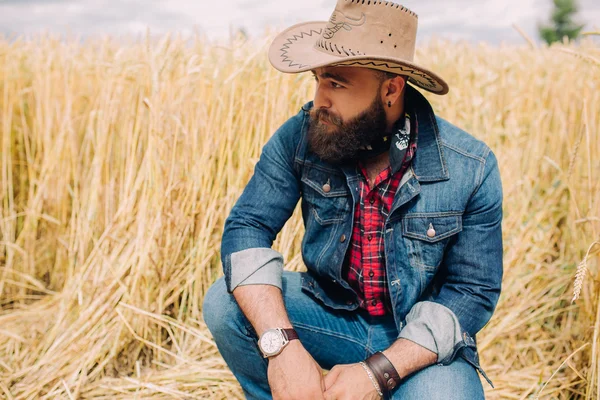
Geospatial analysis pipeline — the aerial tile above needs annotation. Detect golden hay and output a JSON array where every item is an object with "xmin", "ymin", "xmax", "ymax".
[{"xmin": 0, "ymin": 34, "xmax": 598, "ymax": 399}]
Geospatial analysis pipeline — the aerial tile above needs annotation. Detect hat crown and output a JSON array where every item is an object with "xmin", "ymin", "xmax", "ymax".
[{"xmin": 315, "ymin": 0, "xmax": 418, "ymax": 62}]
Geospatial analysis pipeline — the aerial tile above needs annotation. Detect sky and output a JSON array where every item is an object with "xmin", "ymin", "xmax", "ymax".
[{"xmin": 0, "ymin": 0, "xmax": 598, "ymax": 45}]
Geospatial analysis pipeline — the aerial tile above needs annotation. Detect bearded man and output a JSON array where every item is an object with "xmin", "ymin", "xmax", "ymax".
[{"xmin": 203, "ymin": 1, "xmax": 503, "ymax": 399}]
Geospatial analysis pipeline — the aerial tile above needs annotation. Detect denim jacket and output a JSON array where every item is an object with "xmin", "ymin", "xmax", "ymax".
[{"xmin": 221, "ymin": 86, "xmax": 503, "ymax": 386}]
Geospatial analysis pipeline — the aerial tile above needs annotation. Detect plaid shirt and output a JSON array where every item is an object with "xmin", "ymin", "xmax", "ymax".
[{"xmin": 343, "ymin": 113, "xmax": 418, "ymax": 316}]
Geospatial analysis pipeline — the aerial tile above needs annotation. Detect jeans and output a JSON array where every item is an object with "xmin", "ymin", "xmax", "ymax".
[{"xmin": 203, "ymin": 272, "xmax": 485, "ymax": 399}]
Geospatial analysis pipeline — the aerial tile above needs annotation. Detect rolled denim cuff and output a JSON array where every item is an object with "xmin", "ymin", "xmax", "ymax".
[
  {"xmin": 398, "ymin": 301, "xmax": 462, "ymax": 364},
  {"xmin": 230, "ymin": 248, "xmax": 284, "ymax": 291}
]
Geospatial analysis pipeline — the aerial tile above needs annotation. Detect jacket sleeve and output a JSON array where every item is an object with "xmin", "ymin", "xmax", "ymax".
[
  {"xmin": 220, "ymin": 109, "xmax": 306, "ymax": 293},
  {"xmin": 399, "ymin": 148, "xmax": 503, "ymax": 366}
]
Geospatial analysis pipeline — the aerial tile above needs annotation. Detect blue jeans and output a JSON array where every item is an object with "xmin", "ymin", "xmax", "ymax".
[{"xmin": 203, "ymin": 272, "xmax": 485, "ymax": 399}]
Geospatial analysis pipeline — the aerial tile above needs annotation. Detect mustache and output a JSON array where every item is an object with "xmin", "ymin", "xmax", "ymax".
[{"xmin": 309, "ymin": 108, "xmax": 343, "ymax": 127}]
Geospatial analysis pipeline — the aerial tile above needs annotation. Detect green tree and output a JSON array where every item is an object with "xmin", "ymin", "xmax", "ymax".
[{"xmin": 539, "ymin": 0, "xmax": 585, "ymax": 44}]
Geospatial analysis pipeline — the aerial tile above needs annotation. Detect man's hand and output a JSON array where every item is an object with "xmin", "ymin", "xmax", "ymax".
[
  {"xmin": 267, "ymin": 341, "xmax": 326, "ymax": 400},
  {"xmin": 323, "ymin": 363, "xmax": 381, "ymax": 400}
]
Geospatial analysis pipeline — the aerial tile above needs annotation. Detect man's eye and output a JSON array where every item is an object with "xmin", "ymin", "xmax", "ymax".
[{"xmin": 331, "ymin": 82, "xmax": 343, "ymax": 89}]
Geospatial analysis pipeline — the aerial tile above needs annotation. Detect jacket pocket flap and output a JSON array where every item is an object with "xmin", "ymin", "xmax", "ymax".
[
  {"xmin": 402, "ymin": 214, "xmax": 462, "ymax": 242},
  {"xmin": 301, "ymin": 164, "xmax": 348, "ymax": 197}
]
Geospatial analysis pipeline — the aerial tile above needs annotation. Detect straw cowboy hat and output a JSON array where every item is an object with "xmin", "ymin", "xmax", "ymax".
[{"xmin": 268, "ymin": 0, "xmax": 449, "ymax": 95}]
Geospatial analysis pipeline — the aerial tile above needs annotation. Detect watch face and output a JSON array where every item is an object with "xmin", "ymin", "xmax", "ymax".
[{"xmin": 259, "ymin": 330, "xmax": 284, "ymax": 355}]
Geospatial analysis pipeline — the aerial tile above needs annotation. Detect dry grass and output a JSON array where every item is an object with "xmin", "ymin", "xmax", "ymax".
[{"xmin": 0, "ymin": 33, "xmax": 599, "ymax": 399}]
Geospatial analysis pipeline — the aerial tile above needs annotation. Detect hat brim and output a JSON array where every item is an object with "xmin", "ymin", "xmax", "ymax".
[{"xmin": 268, "ymin": 21, "xmax": 449, "ymax": 95}]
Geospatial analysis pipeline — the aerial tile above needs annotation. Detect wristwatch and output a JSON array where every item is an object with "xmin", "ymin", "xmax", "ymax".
[{"xmin": 258, "ymin": 328, "xmax": 299, "ymax": 358}]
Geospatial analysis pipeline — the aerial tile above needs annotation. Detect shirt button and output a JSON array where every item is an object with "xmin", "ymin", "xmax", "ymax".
[
  {"xmin": 367, "ymin": 234, "xmax": 373, "ymax": 241},
  {"xmin": 369, "ymin": 197, "xmax": 375, "ymax": 205},
  {"xmin": 340, "ymin": 234, "xmax": 347, "ymax": 243},
  {"xmin": 371, "ymin": 299, "xmax": 377, "ymax": 306},
  {"xmin": 369, "ymin": 270, "xmax": 374, "ymax": 277}
]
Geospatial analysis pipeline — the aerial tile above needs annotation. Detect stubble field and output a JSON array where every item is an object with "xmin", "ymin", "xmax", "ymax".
[{"xmin": 0, "ymin": 34, "xmax": 599, "ymax": 399}]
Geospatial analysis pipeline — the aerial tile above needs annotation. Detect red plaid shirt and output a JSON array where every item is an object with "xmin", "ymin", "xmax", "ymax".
[{"xmin": 343, "ymin": 115, "xmax": 418, "ymax": 316}]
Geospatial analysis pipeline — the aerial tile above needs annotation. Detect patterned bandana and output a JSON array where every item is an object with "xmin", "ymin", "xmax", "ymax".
[{"xmin": 389, "ymin": 112, "xmax": 414, "ymax": 172}]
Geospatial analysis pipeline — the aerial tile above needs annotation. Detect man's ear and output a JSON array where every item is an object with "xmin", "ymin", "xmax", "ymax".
[{"xmin": 383, "ymin": 76, "xmax": 406, "ymax": 105}]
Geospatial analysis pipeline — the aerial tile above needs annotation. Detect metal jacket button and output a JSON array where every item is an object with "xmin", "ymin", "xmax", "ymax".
[
  {"xmin": 340, "ymin": 234, "xmax": 346, "ymax": 243},
  {"xmin": 323, "ymin": 180, "xmax": 331, "ymax": 193},
  {"xmin": 427, "ymin": 223, "xmax": 436, "ymax": 238}
]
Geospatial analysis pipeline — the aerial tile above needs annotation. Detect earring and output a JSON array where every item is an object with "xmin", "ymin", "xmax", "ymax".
[{"xmin": 387, "ymin": 101, "xmax": 392, "ymax": 108}]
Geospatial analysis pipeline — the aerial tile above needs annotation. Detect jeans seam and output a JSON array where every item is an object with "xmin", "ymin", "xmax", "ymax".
[{"xmin": 292, "ymin": 322, "xmax": 366, "ymax": 348}]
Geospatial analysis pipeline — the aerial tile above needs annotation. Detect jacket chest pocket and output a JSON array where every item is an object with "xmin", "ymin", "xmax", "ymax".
[
  {"xmin": 401, "ymin": 214, "xmax": 463, "ymax": 271},
  {"xmin": 301, "ymin": 165, "xmax": 350, "ymax": 225}
]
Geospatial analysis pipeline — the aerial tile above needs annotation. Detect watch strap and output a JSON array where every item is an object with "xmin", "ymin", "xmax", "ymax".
[{"xmin": 281, "ymin": 328, "xmax": 299, "ymax": 341}]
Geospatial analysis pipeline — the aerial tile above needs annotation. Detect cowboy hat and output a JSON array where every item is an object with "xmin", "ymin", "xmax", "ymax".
[{"xmin": 268, "ymin": 0, "xmax": 449, "ymax": 95}]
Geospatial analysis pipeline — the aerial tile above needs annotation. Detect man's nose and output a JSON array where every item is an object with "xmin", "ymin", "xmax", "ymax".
[{"xmin": 313, "ymin": 85, "xmax": 331, "ymax": 110}]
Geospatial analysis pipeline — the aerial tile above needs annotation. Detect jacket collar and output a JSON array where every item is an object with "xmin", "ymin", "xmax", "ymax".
[{"xmin": 405, "ymin": 85, "xmax": 449, "ymax": 182}]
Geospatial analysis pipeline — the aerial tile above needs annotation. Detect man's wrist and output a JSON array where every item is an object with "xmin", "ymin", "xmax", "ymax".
[
  {"xmin": 359, "ymin": 361, "xmax": 384, "ymax": 398},
  {"xmin": 266, "ymin": 339, "xmax": 304, "ymax": 366}
]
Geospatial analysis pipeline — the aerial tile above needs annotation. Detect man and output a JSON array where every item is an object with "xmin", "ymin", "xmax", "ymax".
[{"xmin": 203, "ymin": 1, "xmax": 503, "ymax": 399}]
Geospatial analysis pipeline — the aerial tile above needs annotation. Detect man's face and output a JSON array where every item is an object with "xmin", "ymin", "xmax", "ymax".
[{"xmin": 308, "ymin": 66, "xmax": 388, "ymax": 164}]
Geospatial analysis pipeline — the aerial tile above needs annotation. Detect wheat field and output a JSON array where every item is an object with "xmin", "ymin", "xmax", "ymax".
[{"xmin": 0, "ymin": 33, "xmax": 599, "ymax": 399}]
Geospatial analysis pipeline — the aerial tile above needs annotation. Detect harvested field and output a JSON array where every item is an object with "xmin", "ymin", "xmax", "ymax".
[{"xmin": 0, "ymin": 34, "xmax": 599, "ymax": 398}]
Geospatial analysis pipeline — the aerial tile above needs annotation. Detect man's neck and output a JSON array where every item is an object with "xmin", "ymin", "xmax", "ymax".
[
  {"xmin": 362, "ymin": 151, "xmax": 390, "ymax": 184},
  {"xmin": 360, "ymin": 95, "xmax": 407, "ymax": 183},
  {"xmin": 362, "ymin": 101, "xmax": 408, "ymax": 183}
]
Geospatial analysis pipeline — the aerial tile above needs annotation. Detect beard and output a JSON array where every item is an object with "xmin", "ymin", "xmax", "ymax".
[{"xmin": 307, "ymin": 95, "xmax": 388, "ymax": 164}]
